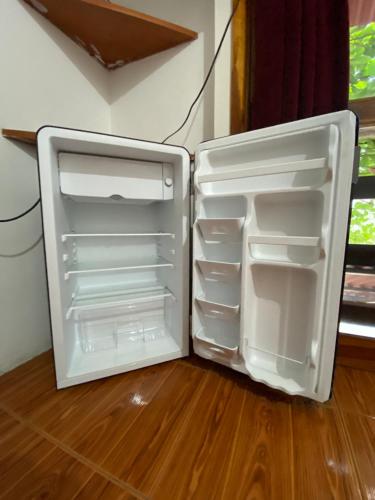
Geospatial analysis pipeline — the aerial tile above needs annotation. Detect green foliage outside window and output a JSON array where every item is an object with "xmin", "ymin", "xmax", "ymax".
[
  {"xmin": 349, "ymin": 199, "xmax": 375, "ymax": 244},
  {"xmin": 358, "ymin": 138, "xmax": 375, "ymax": 176},
  {"xmin": 350, "ymin": 22, "xmax": 375, "ymax": 100},
  {"xmin": 348, "ymin": 23, "xmax": 375, "ymax": 245}
]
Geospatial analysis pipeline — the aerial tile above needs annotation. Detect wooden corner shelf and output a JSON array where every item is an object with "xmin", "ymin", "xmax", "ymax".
[
  {"xmin": 23, "ymin": 0, "xmax": 198, "ymax": 70},
  {"xmin": 2, "ymin": 129, "xmax": 37, "ymax": 145},
  {"xmin": 1, "ymin": 129, "xmax": 195, "ymax": 159}
]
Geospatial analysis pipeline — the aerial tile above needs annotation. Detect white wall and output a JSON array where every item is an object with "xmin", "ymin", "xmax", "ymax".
[
  {"xmin": 214, "ymin": 0, "xmax": 233, "ymax": 139},
  {"xmin": 110, "ymin": 0, "xmax": 216, "ymax": 152},
  {"xmin": 110, "ymin": 0, "xmax": 232, "ymax": 151},
  {"xmin": 0, "ymin": 0, "xmax": 110, "ymax": 374}
]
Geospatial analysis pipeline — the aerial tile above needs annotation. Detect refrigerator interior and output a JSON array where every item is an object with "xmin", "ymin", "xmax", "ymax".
[
  {"xmin": 193, "ymin": 112, "xmax": 356, "ymax": 401},
  {"xmin": 38, "ymin": 129, "xmax": 189, "ymax": 387}
]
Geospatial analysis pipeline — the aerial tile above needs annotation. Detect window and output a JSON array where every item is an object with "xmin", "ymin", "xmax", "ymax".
[
  {"xmin": 349, "ymin": 23, "xmax": 375, "ymax": 100},
  {"xmin": 342, "ymin": 22, "xmax": 375, "ymax": 331},
  {"xmin": 349, "ymin": 136, "xmax": 375, "ymax": 246},
  {"xmin": 348, "ymin": 21, "xmax": 375, "ymax": 250}
]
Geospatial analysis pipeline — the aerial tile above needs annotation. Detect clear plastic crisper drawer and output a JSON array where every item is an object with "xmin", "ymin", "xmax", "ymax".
[
  {"xmin": 79, "ymin": 317, "xmax": 118, "ymax": 353},
  {"xmin": 74, "ymin": 298, "xmax": 170, "ymax": 354}
]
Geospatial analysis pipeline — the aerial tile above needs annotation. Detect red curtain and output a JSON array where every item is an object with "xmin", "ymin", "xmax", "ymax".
[{"xmin": 249, "ymin": 0, "xmax": 350, "ymax": 130}]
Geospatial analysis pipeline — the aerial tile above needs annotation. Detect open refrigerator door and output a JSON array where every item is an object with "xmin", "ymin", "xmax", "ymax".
[{"xmin": 192, "ymin": 111, "xmax": 357, "ymax": 402}]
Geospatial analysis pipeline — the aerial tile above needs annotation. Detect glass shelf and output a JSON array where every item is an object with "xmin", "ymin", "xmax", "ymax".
[
  {"xmin": 64, "ymin": 257, "xmax": 174, "ymax": 279},
  {"xmin": 67, "ymin": 283, "xmax": 175, "ymax": 319}
]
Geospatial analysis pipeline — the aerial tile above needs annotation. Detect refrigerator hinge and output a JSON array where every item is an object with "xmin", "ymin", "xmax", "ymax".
[
  {"xmin": 190, "ymin": 158, "xmax": 195, "ymax": 228},
  {"xmin": 190, "ymin": 158, "xmax": 195, "ymax": 195},
  {"xmin": 352, "ymin": 146, "xmax": 361, "ymax": 184}
]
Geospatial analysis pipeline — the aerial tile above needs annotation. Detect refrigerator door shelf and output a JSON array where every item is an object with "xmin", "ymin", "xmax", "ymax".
[
  {"xmin": 196, "ymin": 259, "xmax": 241, "ymax": 282},
  {"xmin": 196, "ymin": 157, "xmax": 328, "ymax": 184},
  {"xmin": 248, "ymin": 235, "xmax": 321, "ymax": 247},
  {"xmin": 244, "ymin": 345, "xmax": 308, "ymax": 395},
  {"xmin": 197, "ymin": 217, "xmax": 245, "ymax": 242},
  {"xmin": 196, "ymin": 297, "xmax": 240, "ymax": 320},
  {"xmin": 195, "ymin": 328, "xmax": 239, "ymax": 361},
  {"xmin": 248, "ymin": 235, "xmax": 322, "ymax": 265}
]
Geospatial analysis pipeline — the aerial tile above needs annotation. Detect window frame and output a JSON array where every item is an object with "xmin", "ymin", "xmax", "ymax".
[{"xmin": 347, "ymin": 97, "xmax": 375, "ymax": 267}]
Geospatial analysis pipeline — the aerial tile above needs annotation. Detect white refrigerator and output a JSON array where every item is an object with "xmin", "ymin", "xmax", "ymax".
[{"xmin": 37, "ymin": 110, "xmax": 358, "ymax": 402}]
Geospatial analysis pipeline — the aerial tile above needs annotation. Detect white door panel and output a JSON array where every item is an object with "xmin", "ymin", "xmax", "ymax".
[{"xmin": 193, "ymin": 111, "xmax": 357, "ymax": 401}]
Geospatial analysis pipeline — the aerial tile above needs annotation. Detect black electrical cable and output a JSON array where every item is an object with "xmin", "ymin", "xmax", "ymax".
[
  {"xmin": 161, "ymin": 0, "xmax": 240, "ymax": 144},
  {"xmin": 0, "ymin": 198, "xmax": 41, "ymax": 223}
]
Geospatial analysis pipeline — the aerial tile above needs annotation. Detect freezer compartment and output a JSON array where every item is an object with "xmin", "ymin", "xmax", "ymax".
[
  {"xmin": 59, "ymin": 153, "xmax": 174, "ymax": 203},
  {"xmin": 244, "ymin": 263, "xmax": 317, "ymax": 391}
]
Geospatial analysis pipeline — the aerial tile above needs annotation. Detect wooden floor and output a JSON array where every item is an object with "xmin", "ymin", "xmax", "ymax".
[{"xmin": 0, "ymin": 352, "xmax": 374, "ymax": 499}]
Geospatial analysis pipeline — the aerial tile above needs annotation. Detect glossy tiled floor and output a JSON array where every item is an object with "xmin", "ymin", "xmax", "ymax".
[{"xmin": 0, "ymin": 351, "xmax": 374, "ymax": 499}]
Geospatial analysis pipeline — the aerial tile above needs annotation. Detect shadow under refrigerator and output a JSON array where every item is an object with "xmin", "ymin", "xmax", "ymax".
[{"xmin": 37, "ymin": 110, "xmax": 358, "ymax": 402}]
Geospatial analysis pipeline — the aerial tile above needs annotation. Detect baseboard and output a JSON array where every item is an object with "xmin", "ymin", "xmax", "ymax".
[{"xmin": 336, "ymin": 333, "xmax": 375, "ymax": 371}]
